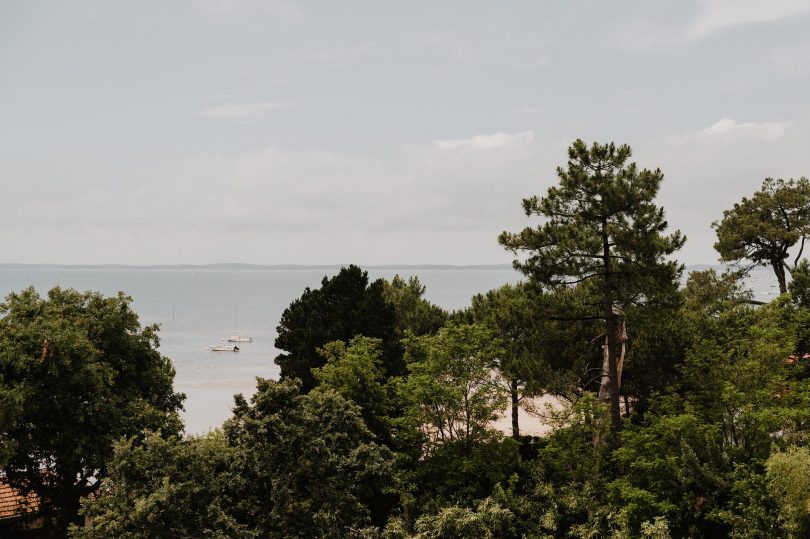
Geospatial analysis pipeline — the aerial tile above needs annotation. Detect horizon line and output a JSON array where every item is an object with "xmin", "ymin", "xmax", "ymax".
[
  {"xmin": 0, "ymin": 262, "xmax": 516, "ymax": 270},
  {"xmin": 0, "ymin": 262, "xmax": 732, "ymax": 271}
]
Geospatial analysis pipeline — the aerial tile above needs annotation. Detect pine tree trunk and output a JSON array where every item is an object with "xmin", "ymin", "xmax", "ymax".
[
  {"xmin": 510, "ymin": 378, "xmax": 520, "ymax": 440},
  {"xmin": 599, "ymin": 312, "xmax": 626, "ymax": 403},
  {"xmin": 602, "ymin": 305, "xmax": 623, "ymax": 446},
  {"xmin": 602, "ymin": 220, "xmax": 622, "ymax": 446},
  {"xmin": 773, "ymin": 259, "xmax": 788, "ymax": 294}
]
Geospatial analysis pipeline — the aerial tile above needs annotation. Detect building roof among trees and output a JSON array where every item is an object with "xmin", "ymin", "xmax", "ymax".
[{"xmin": 0, "ymin": 480, "xmax": 39, "ymax": 520}]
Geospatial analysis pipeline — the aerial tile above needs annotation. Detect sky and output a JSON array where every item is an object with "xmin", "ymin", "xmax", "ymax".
[{"xmin": 1, "ymin": 0, "xmax": 809, "ymax": 266}]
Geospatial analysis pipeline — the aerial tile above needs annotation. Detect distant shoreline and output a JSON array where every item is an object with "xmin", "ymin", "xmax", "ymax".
[
  {"xmin": 0, "ymin": 263, "xmax": 517, "ymax": 271},
  {"xmin": 0, "ymin": 263, "xmax": 754, "ymax": 272}
]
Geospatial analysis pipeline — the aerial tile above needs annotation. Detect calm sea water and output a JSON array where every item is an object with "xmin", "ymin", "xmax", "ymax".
[{"xmin": 0, "ymin": 267, "xmax": 521, "ymax": 433}]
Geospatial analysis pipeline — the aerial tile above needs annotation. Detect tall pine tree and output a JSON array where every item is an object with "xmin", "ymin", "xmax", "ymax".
[{"xmin": 499, "ymin": 139, "xmax": 684, "ymax": 444}]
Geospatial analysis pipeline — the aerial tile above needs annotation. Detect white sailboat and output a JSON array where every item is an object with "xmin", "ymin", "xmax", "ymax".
[{"xmin": 208, "ymin": 339, "xmax": 240, "ymax": 352}]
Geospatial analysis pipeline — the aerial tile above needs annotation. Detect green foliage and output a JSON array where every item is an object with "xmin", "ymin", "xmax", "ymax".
[
  {"xmin": 394, "ymin": 324, "xmax": 520, "ymax": 514},
  {"xmin": 678, "ymin": 301, "xmax": 808, "ymax": 451},
  {"xmin": 683, "ymin": 268, "xmax": 753, "ymax": 316},
  {"xmin": 72, "ymin": 431, "xmax": 248, "ymax": 538},
  {"xmin": 787, "ymin": 262, "xmax": 810, "ymax": 358},
  {"xmin": 532, "ymin": 285, "xmax": 606, "ymax": 398},
  {"xmin": 612, "ymin": 412, "xmax": 728, "ymax": 536},
  {"xmin": 0, "ymin": 376, "xmax": 21, "ymax": 468},
  {"xmin": 398, "ymin": 324, "xmax": 507, "ymax": 454},
  {"xmin": 0, "ymin": 287, "xmax": 184, "ymax": 532},
  {"xmin": 75, "ymin": 379, "xmax": 395, "ymax": 537},
  {"xmin": 401, "ymin": 436, "xmax": 521, "ymax": 518},
  {"xmin": 314, "ymin": 336, "xmax": 392, "ymax": 440},
  {"xmin": 710, "ymin": 464, "xmax": 781, "ymax": 539},
  {"xmin": 713, "ymin": 177, "xmax": 810, "ymax": 293},
  {"xmin": 409, "ymin": 498, "xmax": 515, "ymax": 539},
  {"xmin": 639, "ymin": 517, "xmax": 672, "ymax": 539},
  {"xmin": 464, "ymin": 282, "xmax": 567, "ymax": 386},
  {"xmin": 530, "ymin": 396, "xmax": 617, "ymax": 537},
  {"xmin": 537, "ymin": 394, "xmax": 612, "ymax": 488},
  {"xmin": 766, "ymin": 446, "xmax": 810, "ymax": 537},
  {"xmin": 610, "ymin": 298, "xmax": 810, "ymax": 537},
  {"xmin": 463, "ymin": 283, "xmax": 546, "ymax": 437},
  {"xmin": 275, "ymin": 265, "xmax": 399, "ymax": 391},
  {"xmin": 790, "ymin": 311, "xmax": 810, "ymax": 363},
  {"xmin": 789, "ymin": 258, "xmax": 810, "ymax": 308},
  {"xmin": 383, "ymin": 275, "xmax": 447, "ymax": 338},
  {"xmin": 224, "ymin": 378, "xmax": 395, "ymax": 537},
  {"xmin": 462, "ymin": 283, "xmax": 604, "ymax": 402}
]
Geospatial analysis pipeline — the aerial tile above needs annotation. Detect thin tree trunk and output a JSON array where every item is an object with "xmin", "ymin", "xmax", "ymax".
[
  {"xmin": 510, "ymin": 378, "xmax": 520, "ymax": 440},
  {"xmin": 599, "ymin": 317, "xmax": 626, "ymax": 401},
  {"xmin": 773, "ymin": 259, "xmax": 788, "ymax": 294}
]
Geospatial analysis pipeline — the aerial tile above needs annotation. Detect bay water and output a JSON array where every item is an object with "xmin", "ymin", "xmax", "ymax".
[{"xmin": 0, "ymin": 267, "xmax": 520, "ymax": 434}]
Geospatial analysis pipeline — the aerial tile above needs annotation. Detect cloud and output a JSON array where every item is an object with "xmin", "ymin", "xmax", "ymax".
[
  {"xmin": 699, "ymin": 118, "xmax": 792, "ymax": 141},
  {"xmin": 663, "ymin": 118, "xmax": 794, "ymax": 146},
  {"xmin": 198, "ymin": 101, "xmax": 291, "ymax": 123},
  {"xmin": 622, "ymin": 1, "xmax": 810, "ymax": 48},
  {"xmin": 433, "ymin": 131, "xmax": 534, "ymax": 151},
  {"xmin": 9, "ymin": 120, "xmax": 809, "ymax": 267},
  {"xmin": 6, "ymin": 134, "xmax": 554, "ymax": 265},
  {"xmin": 687, "ymin": 0, "xmax": 810, "ymax": 39}
]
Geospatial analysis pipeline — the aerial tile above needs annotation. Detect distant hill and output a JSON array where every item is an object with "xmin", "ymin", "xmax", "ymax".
[
  {"xmin": 0, "ymin": 263, "xmax": 769, "ymax": 273},
  {"xmin": 0, "ymin": 263, "xmax": 515, "ymax": 271}
]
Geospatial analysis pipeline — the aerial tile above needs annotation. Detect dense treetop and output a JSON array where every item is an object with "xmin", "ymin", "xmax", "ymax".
[
  {"xmin": 274, "ymin": 264, "xmax": 400, "ymax": 391},
  {"xmin": 0, "ymin": 287, "xmax": 183, "ymax": 534}
]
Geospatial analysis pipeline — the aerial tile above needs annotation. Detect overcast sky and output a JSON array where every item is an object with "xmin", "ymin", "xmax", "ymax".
[{"xmin": 2, "ymin": 0, "xmax": 809, "ymax": 265}]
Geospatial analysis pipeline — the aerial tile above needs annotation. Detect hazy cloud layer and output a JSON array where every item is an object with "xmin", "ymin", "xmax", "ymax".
[
  {"xmin": 1, "ymin": 1, "xmax": 809, "ymax": 265},
  {"xmin": 2, "ymin": 135, "xmax": 549, "ymax": 264},
  {"xmin": 434, "ymin": 131, "xmax": 534, "ymax": 151},
  {"xmin": 687, "ymin": 0, "xmax": 810, "ymax": 39},
  {"xmin": 699, "ymin": 118, "xmax": 792, "ymax": 141}
]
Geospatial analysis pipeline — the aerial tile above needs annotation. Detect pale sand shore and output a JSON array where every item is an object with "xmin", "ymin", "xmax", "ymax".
[{"xmin": 492, "ymin": 394, "xmax": 563, "ymax": 437}]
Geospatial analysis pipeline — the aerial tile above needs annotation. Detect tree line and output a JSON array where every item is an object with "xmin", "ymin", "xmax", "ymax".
[{"xmin": 1, "ymin": 139, "xmax": 810, "ymax": 537}]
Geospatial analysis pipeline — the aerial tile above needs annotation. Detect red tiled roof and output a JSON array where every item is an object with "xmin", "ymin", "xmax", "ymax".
[{"xmin": 0, "ymin": 480, "xmax": 39, "ymax": 520}]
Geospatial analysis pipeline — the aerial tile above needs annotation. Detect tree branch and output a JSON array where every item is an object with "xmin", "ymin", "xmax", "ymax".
[{"xmin": 794, "ymin": 235, "xmax": 806, "ymax": 270}]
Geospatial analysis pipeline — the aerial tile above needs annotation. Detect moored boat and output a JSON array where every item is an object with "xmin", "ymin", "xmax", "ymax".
[{"xmin": 208, "ymin": 343, "xmax": 240, "ymax": 352}]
